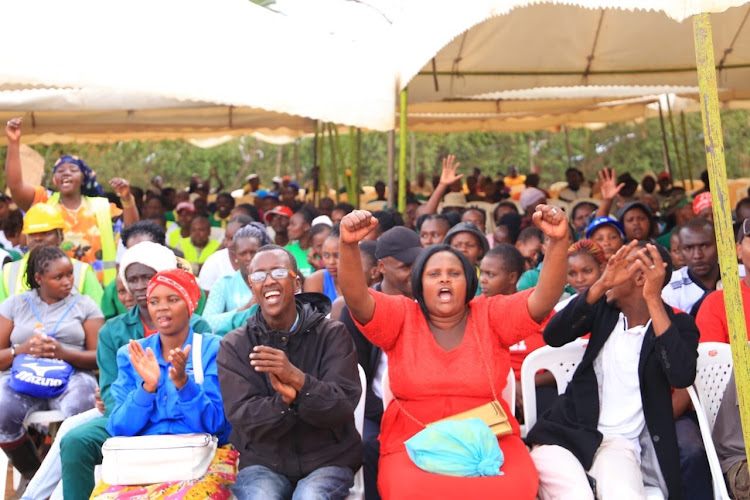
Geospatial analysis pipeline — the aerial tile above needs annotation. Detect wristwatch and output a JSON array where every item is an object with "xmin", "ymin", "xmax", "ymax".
[{"xmin": 10, "ymin": 344, "xmax": 16, "ymax": 358}]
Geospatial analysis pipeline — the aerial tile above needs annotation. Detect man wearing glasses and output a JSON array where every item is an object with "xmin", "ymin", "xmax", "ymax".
[{"xmin": 218, "ymin": 244, "xmax": 362, "ymax": 500}]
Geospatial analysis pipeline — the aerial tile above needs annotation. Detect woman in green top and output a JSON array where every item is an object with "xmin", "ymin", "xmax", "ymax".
[{"xmin": 285, "ymin": 207, "xmax": 316, "ymax": 277}]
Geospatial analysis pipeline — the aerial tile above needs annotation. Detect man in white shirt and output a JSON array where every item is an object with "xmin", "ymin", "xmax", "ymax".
[
  {"xmin": 661, "ymin": 218, "xmax": 719, "ymax": 316},
  {"xmin": 527, "ymin": 240, "xmax": 699, "ymax": 499}
]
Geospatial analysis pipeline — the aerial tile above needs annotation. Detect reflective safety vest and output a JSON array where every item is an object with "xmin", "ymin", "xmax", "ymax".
[
  {"xmin": 47, "ymin": 193, "xmax": 117, "ymax": 286},
  {"xmin": 3, "ymin": 255, "xmax": 88, "ymax": 297},
  {"xmin": 179, "ymin": 238, "xmax": 220, "ymax": 274}
]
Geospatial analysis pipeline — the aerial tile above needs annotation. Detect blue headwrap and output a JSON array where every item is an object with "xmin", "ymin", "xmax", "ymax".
[{"xmin": 53, "ymin": 155, "xmax": 103, "ymax": 197}]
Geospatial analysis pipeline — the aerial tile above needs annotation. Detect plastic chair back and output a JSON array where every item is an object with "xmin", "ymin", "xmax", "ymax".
[
  {"xmin": 687, "ymin": 342, "xmax": 733, "ymax": 500},
  {"xmin": 520, "ymin": 339, "xmax": 588, "ymax": 432},
  {"xmin": 346, "ymin": 365, "xmax": 367, "ymax": 500}
]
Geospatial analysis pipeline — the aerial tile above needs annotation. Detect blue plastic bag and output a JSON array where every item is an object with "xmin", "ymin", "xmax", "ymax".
[{"xmin": 404, "ymin": 418, "xmax": 504, "ymax": 477}]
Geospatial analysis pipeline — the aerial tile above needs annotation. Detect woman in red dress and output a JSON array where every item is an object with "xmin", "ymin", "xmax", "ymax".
[{"xmin": 339, "ymin": 205, "xmax": 569, "ymax": 500}]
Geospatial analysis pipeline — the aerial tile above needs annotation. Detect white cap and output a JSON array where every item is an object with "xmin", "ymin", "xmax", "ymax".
[
  {"xmin": 312, "ymin": 215, "xmax": 333, "ymax": 227},
  {"xmin": 272, "ymin": 176, "xmax": 283, "ymax": 184}
]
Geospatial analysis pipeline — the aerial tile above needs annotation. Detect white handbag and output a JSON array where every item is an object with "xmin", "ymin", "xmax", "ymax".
[{"xmin": 101, "ymin": 334, "xmax": 217, "ymax": 485}]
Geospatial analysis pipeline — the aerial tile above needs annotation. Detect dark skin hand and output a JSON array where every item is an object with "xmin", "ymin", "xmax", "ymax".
[{"xmin": 249, "ymin": 345, "xmax": 306, "ymax": 405}]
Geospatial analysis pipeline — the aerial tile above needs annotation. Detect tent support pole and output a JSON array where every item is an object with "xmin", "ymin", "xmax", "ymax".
[
  {"xmin": 657, "ymin": 101, "xmax": 674, "ymax": 178},
  {"xmin": 666, "ymin": 97, "xmax": 687, "ymax": 189},
  {"xmin": 387, "ymin": 130, "xmax": 395, "ymax": 209},
  {"xmin": 399, "ymin": 89, "xmax": 408, "ymax": 213},
  {"xmin": 356, "ymin": 128, "xmax": 362, "ymax": 209},
  {"xmin": 327, "ymin": 123, "xmax": 340, "ymax": 203},
  {"xmin": 694, "ymin": 12, "xmax": 750, "ymax": 463},
  {"xmin": 312, "ymin": 121, "xmax": 319, "ymax": 206},
  {"xmin": 349, "ymin": 127, "xmax": 358, "ymax": 208},
  {"xmin": 563, "ymin": 125, "xmax": 573, "ymax": 168},
  {"xmin": 680, "ymin": 111, "xmax": 695, "ymax": 191}
]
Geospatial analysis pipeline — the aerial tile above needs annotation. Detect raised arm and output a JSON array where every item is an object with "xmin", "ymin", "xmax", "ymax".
[
  {"xmin": 595, "ymin": 168, "xmax": 623, "ymax": 218},
  {"xmin": 4, "ymin": 118, "xmax": 37, "ymax": 211},
  {"xmin": 109, "ymin": 178, "xmax": 139, "ymax": 227},
  {"xmin": 526, "ymin": 204, "xmax": 570, "ymax": 322},
  {"xmin": 417, "ymin": 155, "xmax": 463, "ymax": 217},
  {"xmin": 338, "ymin": 210, "xmax": 379, "ymax": 325}
]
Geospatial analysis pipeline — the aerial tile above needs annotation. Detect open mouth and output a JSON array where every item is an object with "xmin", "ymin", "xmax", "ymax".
[
  {"xmin": 156, "ymin": 315, "xmax": 172, "ymax": 328},
  {"xmin": 438, "ymin": 287, "xmax": 453, "ymax": 302},
  {"xmin": 60, "ymin": 178, "xmax": 73, "ymax": 188},
  {"xmin": 264, "ymin": 290, "xmax": 281, "ymax": 305}
]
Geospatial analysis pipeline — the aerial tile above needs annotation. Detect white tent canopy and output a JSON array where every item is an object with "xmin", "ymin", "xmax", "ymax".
[
  {"xmin": 0, "ymin": 0, "xmax": 396, "ymax": 132},
  {"xmin": 397, "ymin": 2, "xmax": 750, "ymax": 105}
]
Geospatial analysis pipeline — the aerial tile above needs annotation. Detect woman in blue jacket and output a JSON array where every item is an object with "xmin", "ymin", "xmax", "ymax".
[{"xmin": 107, "ymin": 268, "xmax": 230, "ymax": 443}]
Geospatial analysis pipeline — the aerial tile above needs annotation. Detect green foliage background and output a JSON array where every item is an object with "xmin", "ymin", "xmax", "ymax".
[{"xmin": 2, "ymin": 110, "xmax": 749, "ymax": 192}]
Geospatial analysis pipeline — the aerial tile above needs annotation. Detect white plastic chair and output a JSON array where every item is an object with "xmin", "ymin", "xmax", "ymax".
[
  {"xmin": 345, "ymin": 364, "xmax": 367, "ymax": 500},
  {"xmin": 686, "ymin": 342, "xmax": 733, "ymax": 500},
  {"xmin": 0, "ymin": 410, "xmax": 65, "ymax": 496},
  {"xmin": 520, "ymin": 340, "xmax": 664, "ymax": 499},
  {"xmin": 520, "ymin": 339, "xmax": 588, "ymax": 433},
  {"xmin": 381, "ymin": 367, "xmax": 515, "ymax": 415}
]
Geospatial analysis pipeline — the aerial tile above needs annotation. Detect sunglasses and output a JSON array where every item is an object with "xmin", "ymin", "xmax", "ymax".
[{"xmin": 249, "ymin": 268, "xmax": 297, "ymax": 283}]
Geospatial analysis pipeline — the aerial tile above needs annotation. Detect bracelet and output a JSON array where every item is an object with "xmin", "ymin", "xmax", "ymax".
[
  {"xmin": 10, "ymin": 344, "xmax": 16, "ymax": 358},
  {"xmin": 120, "ymin": 196, "xmax": 135, "ymax": 208}
]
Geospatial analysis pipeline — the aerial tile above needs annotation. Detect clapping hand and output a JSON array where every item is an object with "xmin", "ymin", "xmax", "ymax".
[
  {"xmin": 250, "ymin": 346, "xmax": 305, "ymax": 404},
  {"xmin": 167, "ymin": 345, "xmax": 192, "ymax": 390},
  {"xmin": 128, "ymin": 340, "xmax": 161, "ymax": 393},
  {"xmin": 598, "ymin": 240, "xmax": 640, "ymax": 289},
  {"xmin": 632, "ymin": 243, "xmax": 668, "ymax": 301},
  {"xmin": 340, "ymin": 210, "xmax": 379, "ymax": 244}
]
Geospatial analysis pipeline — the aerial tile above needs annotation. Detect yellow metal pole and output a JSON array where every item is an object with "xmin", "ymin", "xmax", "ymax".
[
  {"xmin": 694, "ymin": 13, "xmax": 750, "ymax": 462},
  {"xmin": 398, "ymin": 88, "xmax": 408, "ymax": 214}
]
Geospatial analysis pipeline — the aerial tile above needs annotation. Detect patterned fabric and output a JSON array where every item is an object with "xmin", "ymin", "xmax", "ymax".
[
  {"xmin": 53, "ymin": 155, "xmax": 103, "ymax": 197},
  {"xmin": 90, "ymin": 445, "xmax": 239, "ymax": 499}
]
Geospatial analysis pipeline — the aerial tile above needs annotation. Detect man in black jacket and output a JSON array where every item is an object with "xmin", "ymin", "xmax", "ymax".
[
  {"xmin": 527, "ymin": 240, "xmax": 699, "ymax": 499},
  {"xmin": 218, "ymin": 245, "xmax": 362, "ymax": 500}
]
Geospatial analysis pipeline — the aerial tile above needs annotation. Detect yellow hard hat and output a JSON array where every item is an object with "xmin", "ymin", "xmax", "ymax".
[{"xmin": 22, "ymin": 203, "xmax": 65, "ymax": 234}]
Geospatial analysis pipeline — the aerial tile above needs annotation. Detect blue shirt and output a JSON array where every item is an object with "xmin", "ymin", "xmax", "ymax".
[
  {"xmin": 107, "ymin": 328, "xmax": 231, "ymax": 444},
  {"xmin": 203, "ymin": 270, "xmax": 253, "ymax": 336}
]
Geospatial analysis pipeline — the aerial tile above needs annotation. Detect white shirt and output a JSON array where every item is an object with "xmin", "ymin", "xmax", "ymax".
[
  {"xmin": 197, "ymin": 248, "xmax": 236, "ymax": 291},
  {"xmin": 661, "ymin": 266, "xmax": 709, "ymax": 314},
  {"xmin": 595, "ymin": 313, "xmax": 650, "ymax": 443},
  {"xmin": 371, "ymin": 352, "xmax": 388, "ymax": 400}
]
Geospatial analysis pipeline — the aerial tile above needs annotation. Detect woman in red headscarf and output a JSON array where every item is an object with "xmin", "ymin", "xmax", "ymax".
[{"xmin": 106, "ymin": 269, "xmax": 231, "ymax": 441}]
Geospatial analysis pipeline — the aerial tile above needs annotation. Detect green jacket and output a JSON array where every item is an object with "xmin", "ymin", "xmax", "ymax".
[
  {"xmin": 100, "ymin": 279, "xmax": 208, "ymax": 321},
  {"xmin": 97, "ymin": 306, "xmax": 211, "ymax": 415}
]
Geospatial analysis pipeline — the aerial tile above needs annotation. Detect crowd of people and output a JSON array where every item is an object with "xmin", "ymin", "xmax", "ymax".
[{"xmin": 1, "ymin": 116, "xmax": 749, "ymax": 500}]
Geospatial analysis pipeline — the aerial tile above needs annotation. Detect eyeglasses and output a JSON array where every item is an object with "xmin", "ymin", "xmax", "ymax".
[{"xmin": 249, "ymin": 268, "xmax": 297, "ymax": 283}]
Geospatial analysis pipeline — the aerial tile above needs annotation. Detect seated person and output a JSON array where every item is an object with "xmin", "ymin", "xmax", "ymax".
[
  {"xmin": 58, "ymin": 242, "xmax": 212, "ymax": 499},
  {"xmin": 339, "ymin": 206, "xmax": 569, "ymax": 500},
  {"xmin": 177, "ymin": 216, "xmax": 220, "ymax": 275},
  {"xmin": 443, "ymin": 221, "xmax": 490, "ymax": 296},
  {"xmin": 0, "ymin": 203, "xmax": 103, "ymax": 305},
  {"xmin": 304, "ymin": 225, "xmax": 342, "ymax": 302},
  {"xmin": 107, "ymin": 268, "xmax": 230, "ymax": 441},
  {"xmin": 0, "ymin": 245, "xmax": 103, "ymax": 483},
  {"xmin": 203, "ymin": 223, "xmax": 270, "ymax": 336},
  {"xmin": 527, "ymin": 241, "xmax": 699, "ymax": 499},
  {"xmin": 713, "ymin": 372, "xmax": 749, "ymax": 499},
  {"xmin": 218, "ymin": 245, "xmax": 362, "ymax": 500}
]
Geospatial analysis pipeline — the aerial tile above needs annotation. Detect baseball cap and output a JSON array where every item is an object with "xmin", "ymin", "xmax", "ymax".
[
  {"xmin": 586, "ymin": 216, "xmax": 625, "ymax": 240},
  {"xmin": 264, "ymin": 205, "xmax": 294, "ymax": 222},
  {"xmin": 272, "ymin": 176, "xmax": 283, "ymax": 184},
  {"xmin": 376, "ymin": 226, "xmax": 423, "ymax": 264},
  {"xmin": 254, "ymin": 189, "xmax": 279, "ymax": 200},
  {"xmin": 312, "ymin": 215, "xmax": 333, "ymax": 227},
  {"xmin": 246, "ymin": 173, "xmax": 259, "ymax": 182},
  {"xmin": 175, "ymin": 201, "xmax": 196, "ymax": 214},
  {"xmin": 658, "ymin": 171, "xmax": 671, "ymax": 181},
  {"xmin": 693, "ymin": 192, "xmax": 712, "ymax": 215}
]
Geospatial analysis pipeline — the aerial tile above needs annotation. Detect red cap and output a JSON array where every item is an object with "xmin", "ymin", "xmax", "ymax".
[{"xmin": 264, "ymin": 205, "xmax": 294, "ymax": 222}]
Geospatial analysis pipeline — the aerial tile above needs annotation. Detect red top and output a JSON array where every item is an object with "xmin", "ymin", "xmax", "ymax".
[
  {"xmin": 355, "ymin": 288, "xmax": 547, "ymax": 456},
  {"xmin": 695, "ymin": 281, "xmax": 750, "ymax": 343}
]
